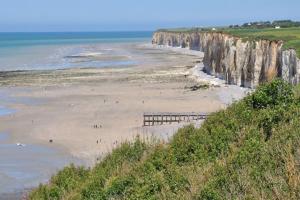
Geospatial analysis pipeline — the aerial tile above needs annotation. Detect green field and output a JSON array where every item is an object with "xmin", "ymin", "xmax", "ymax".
[
  {"xmin": 158, "ymin": 27, "xmax": 300, "ymax": 57},
  {"xmin": 223, "ymin": 27, "xmax": 300, "ymax": 57},
  {"xmin": 29, "ymin": 79, "xmax": 300, "ymax": 199}
]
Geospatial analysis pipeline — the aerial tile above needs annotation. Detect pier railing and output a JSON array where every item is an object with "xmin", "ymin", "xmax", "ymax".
[{"xmin": 143, "ymin": 112, "xmax": 208, "ymax": 126}]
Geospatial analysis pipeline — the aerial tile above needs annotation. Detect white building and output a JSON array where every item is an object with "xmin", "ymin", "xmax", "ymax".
[{"xmin": 275, "ymin": 26, "xmax": 281, "ymax": 29}]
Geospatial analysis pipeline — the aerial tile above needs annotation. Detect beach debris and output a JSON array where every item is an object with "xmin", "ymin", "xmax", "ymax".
[
  {"xmin": 16, "ymin": 143, "xmax": 26, "ymax": 147},
  {"xmin": 185, "ymin": 83, "xmax": 210, "ymax": 91},
  {"xmin": 49, "ymin": 139, "xmax": 53, "ymax": 143},
  {"xmin": 115, "ymin": 101, "xmax": 119, "ymax": 104},
  {"xmin": 185, "ymin": 65, "xmax": 194, "ymax": 69},
  {"xmin": 93, "ymin": 124, "xmax": 102, "ymax": 129}
]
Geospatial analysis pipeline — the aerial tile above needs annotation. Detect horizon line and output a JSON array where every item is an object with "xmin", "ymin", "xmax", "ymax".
[{"xmin": 0, "ymin": 30, "xmax": 156, "ymax": 33}]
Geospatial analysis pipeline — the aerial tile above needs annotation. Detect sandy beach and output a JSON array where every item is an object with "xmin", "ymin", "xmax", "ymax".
[{"xmin": 0, "ymin": 43, "xmax": 248, "ymax": 165}]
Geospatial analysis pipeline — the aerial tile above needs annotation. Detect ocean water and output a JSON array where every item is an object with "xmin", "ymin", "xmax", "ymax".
[
  {"xmin": 0, "ymin": 31, "xmax": 153, "ymax": 71},
  {"xmin": 0, "ymin": 132, "xmax": 81, "ymax": 197},
  {"xmin": 0, "ymin": 90, "xmax": 83, "ymax": 198}
]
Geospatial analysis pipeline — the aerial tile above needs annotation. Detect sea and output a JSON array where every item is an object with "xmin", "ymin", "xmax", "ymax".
[
  {"xmin": 0, "ymin": 31, "xmax": 153, "ymax": 71},
  {"xmin": 0, "ymin": 31, "xmax": 152, "ymax": 199}
]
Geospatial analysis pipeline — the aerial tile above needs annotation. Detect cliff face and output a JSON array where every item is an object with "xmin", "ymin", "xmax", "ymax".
[{"xmin": 152, "ymin": 31, "xmax": 300, "ymax": 88}]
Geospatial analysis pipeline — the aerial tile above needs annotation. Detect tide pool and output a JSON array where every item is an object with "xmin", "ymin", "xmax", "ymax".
[{"xmin": 0, "ymin": 106, "xmax": 14, "ymax": 116}]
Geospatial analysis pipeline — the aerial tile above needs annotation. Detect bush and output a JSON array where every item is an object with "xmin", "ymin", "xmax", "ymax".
[
  {"xmin": 170, "ymin": 125, "xmax": 198, "ymax": 164},
  {"xmin": 197, "ymin": 186, "xmax": 222, "ymax": 200},
  {"xmin": 247, "ymin": 79, "xmax": 294, "ymax": 109},
  {"xmin": 106, "ymin": 175, "xmax": 135, "ymax": 197},
  {"xmin": 163, "ymin": 167, "xmax": 190, "ymax": 193}
]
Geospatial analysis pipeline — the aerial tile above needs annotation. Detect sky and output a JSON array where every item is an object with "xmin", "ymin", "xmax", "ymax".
[{"xmin": 0, "ymin": 0, "xmax": 299, "ymax": 32}]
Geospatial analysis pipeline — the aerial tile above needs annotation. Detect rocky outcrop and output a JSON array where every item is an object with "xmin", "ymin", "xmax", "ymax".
[
  {"xmin": 152, "ymin": 31, "xmax": 300, "ymax": 88},
  {"xmin": 280, "ymin": 49, "xmax": 300, "ymax": 85}
]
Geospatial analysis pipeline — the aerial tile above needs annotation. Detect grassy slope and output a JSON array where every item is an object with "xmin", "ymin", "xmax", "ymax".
[
  {"xmin": 158, "ymin": 27, "xmax": 300, "ymax": 57},
  {"xmin": 29, "ymin": 79, "xmax": 300, "ymax": 200}
]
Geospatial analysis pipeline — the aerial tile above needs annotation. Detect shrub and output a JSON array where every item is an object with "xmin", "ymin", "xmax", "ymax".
[
  {"xmin": 247, "ymin": 79, "xmax": 294, "ymax": 109},
  {"xmin": 81, "ymin": 182, "xmax": 106, "ymax": 200},
  {"xmin": 163, "ymin": 167, "xmax": 190, "ymax": 193},
  {"xmin": 106, "ymin": 175, "xmax": 135, "ymax": 197},
  {"xmin": 197, "ymin": 186, "xmax": 222, "ymax": 200},
  {"xmin": 170, "ymin": 125, "xmax": 198, "ymax": 164}
]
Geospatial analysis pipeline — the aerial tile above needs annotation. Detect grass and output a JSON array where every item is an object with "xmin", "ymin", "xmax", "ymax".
[
  {"xmin": 222, "ymin": 27, "xmax": 300, "ymax": 57},
  {"xmin": 29, "ymin": 79, "xmax": 300, "ymax": 200},
  {"xmin": 157, "ymin": 27, "xmax": 300, "ymax": 57}
]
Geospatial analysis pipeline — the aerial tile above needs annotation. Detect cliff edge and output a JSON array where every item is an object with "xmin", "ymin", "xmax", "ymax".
[{"xmin": 152, "ymin": 31, "xmax": 300, "ymax": 88}]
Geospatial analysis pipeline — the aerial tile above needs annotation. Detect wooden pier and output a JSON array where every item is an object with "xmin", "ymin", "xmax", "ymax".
[{"xmin": 143, "ymin": 112, "xmax": 208, "ymax": 126}]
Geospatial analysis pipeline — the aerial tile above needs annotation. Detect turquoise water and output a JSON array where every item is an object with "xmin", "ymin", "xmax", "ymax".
[
  {"xmin": 0, "ymin": 31, "xmax": 153, "ymax": 71},
  {"xmin": 0, "ymin": 32, "xmax": 152, "ymax": 48}
]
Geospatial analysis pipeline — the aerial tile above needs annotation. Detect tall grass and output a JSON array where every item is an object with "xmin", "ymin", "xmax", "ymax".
[{"xmin": 29, "ymin": 79, "xmax": 300, "ymax": 200}]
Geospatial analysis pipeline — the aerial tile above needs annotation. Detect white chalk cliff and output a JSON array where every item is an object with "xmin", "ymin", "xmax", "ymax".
[{"xmin": 152, "ymin": 31, "xmax": 300, "ymax": 88}]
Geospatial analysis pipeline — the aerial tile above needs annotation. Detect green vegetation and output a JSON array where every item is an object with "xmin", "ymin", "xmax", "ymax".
[
  {"xmin": 222, "ymin": 27, "xmax": 300, "ymax": 57},
  {"xmin": 29, "ymin": 79, "xmax": 300, "ymax": 199},
  {"xmin": 231, "ymin": 20, "xmax": 300, "ymax": 29},
  {"xmin": 158, "ymin": 20, "xmax": 300, "ymax": 57}
]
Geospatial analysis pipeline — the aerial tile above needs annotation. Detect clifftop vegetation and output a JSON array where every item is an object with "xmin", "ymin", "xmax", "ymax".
[
  {"xmin": 157, "ymin": 20, "xmax": 300, "ymax": 57},
  {"xmin": 231, "ymin": 20, "xmax": 300, "ymax": 29},
  {"xmin": 222, "ymin": 28, "xmax": 300, "ymax": 57},
  {"xmin": 157, "ymin": 20, "xmax": 300, "ymax": 32},
  {"xmin": 29, "ymin": 79, "xmax": 300, "ymax": 199}
]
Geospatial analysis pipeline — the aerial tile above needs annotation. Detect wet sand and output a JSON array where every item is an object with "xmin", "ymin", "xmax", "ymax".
[
  {"xmin": 0, "ymin": 43, "xmax": 248, "ymax": 196},
  {"xmin": 0, "ymin": 133, "xmax": 80, "ymax": 199}
]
